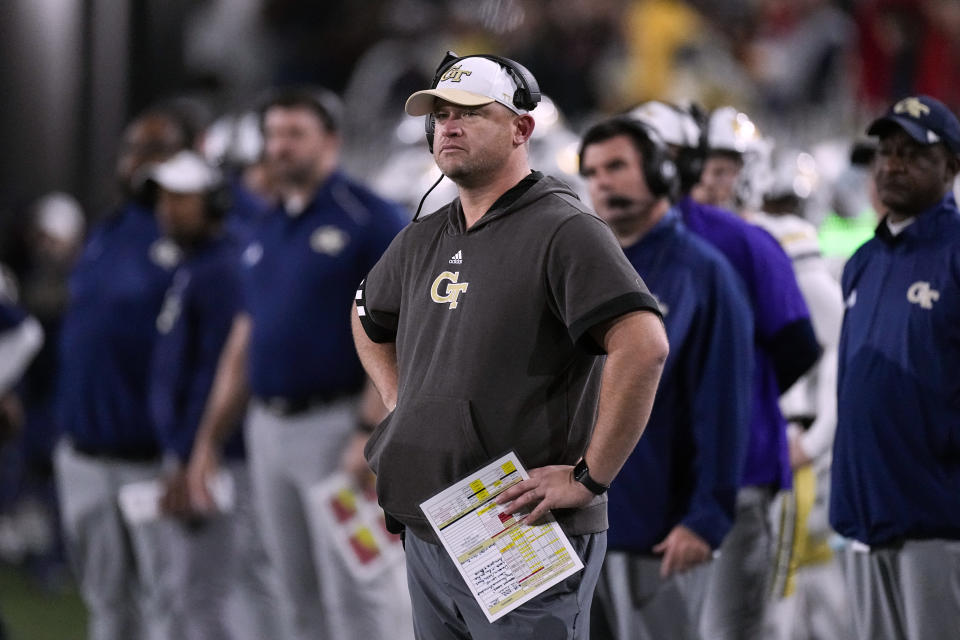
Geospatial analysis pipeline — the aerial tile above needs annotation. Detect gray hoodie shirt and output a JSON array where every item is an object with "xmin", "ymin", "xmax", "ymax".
[{"xmin": 359, "ymin": 173, "xmax": 660, "ymax": 542}]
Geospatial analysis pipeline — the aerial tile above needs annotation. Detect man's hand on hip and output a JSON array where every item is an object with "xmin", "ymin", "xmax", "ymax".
[{"xmin": 495, "ymin": 465, "xmax": 595, "ymax": 526}]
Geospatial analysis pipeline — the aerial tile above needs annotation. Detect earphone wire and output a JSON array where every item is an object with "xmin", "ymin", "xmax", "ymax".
[{"xmin": 412, "ymin": 173, "xmax": 445, "ymax": 222}]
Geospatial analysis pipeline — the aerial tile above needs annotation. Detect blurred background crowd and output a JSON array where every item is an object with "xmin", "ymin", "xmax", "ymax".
[{"xmin": 0, "ymin": 0, "xmax": 957, "ymax": 637}]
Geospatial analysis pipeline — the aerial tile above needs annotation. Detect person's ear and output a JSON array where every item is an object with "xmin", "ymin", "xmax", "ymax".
[
  {"xmin": 513, "ymin": 114, "xmax": 536, "ymax": 146},
  {"xmin": 945, "ymin": 151, "xmax": 960, "ymax": 181}
]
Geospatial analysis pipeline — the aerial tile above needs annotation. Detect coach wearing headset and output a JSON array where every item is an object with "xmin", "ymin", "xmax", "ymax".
[
  {"xmin": 579, "ymin": 117, "xmax": 752, "ymax": 639},
  {"xmin": 141, "ymin": 150, "xmax": 285, "ymax": 640},
  {"xmin": 138, "ymin": 151, "xmax": 242, "ymax": 639},
  {"xmin": 352, "ymin": 53, "xmax": 669, "ymax": 639}
]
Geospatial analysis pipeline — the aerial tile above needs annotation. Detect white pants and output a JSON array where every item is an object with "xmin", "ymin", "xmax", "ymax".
[
  {"xmin": 246, "ymin": 398, "xmax": 413, "ymax": 640},
  {"xmin": 765, "ymin": 559, "xmax": 852, "ymax": 640}
]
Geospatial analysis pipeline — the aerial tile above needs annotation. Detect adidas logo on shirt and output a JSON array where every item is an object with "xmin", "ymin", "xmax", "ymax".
[{"xmin": 449, "ymin": 250, "xmax": 463, "ymax": 265}]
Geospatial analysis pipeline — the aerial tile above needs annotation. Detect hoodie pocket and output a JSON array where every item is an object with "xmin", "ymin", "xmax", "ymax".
[{"xmin": 364, "ymin": 395, "xmax": 489, "ymax": 521}]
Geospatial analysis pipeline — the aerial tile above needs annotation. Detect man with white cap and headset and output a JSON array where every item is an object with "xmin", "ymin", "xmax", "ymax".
[
  {"xmin": 141, "ymin": 150, "xmax": 282, "ymax": 640},
  {"xmin": 352, "ymin": 52, "xmax": 669, "ymax": 639}
]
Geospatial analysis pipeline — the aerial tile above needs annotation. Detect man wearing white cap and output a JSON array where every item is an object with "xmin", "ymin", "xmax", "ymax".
[
  {"xmin": 352, "ymin": 53, "xmax": 669, "ymax": 639},
  {"xmin": 139, "ymin": 151, "xmax": 281, "ymax": 640}
]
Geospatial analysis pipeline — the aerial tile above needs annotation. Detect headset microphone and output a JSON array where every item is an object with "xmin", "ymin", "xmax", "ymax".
[{"xmin": 607, "ymin": 195, "xmax": 636, "ymax": 209}]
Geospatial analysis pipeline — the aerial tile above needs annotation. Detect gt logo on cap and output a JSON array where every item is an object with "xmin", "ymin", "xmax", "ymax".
[
  {"xmin": 894, "ymin": 97, "xmax": 930, "ymax": 119},
  {"xmin": 440, "ymin": 65, "xmax": 472, "ymax": 83}
]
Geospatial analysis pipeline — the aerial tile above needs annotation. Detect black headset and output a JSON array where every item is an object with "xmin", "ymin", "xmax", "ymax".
[
  {"xmin": 143, "ymin": 172, "xmax": 232, "ymax": 222},
  {"xmin": 580, "ymin": 116, "xmax": 679, "ymax": 200},
  {"xmin": 424, "ymin": 51, "xmax": 541, "ymax": 153},
  {"xmin": 631, "ymin": 119, "xmax": 679, "ymax": 200},
  {"xmin": 204, "ymin": 178, "xmax": 233, "ymax": 221},
  {"xmin": 619, "ymin": 117, "xmax": 680, "ymax": 201},
  {"xmin": 674, "ymin": 102, "xmax": 709, "ymax": 196}
]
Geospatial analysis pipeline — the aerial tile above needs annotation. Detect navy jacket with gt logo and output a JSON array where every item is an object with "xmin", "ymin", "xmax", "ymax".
[{"xmin": 831, "ymin": 192, "xmax": 960, "ymax": 545}]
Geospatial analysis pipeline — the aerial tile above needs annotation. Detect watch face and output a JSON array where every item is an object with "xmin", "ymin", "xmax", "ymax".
[
  {"xmin": 573, "ymin": 459, "xmax": 607, "ymax": 494},
  {"xmin": 574, "ymin": 460, "xmax": 588, "ymax": 481}
]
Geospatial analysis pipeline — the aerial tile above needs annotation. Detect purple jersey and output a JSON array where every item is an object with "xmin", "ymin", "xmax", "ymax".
[{"xmin": 680, "ymin": 196, "xmax": 815, "ymax": 490}]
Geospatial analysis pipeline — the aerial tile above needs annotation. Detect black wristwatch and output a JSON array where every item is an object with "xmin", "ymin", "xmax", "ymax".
[{"xmin": 573, "ymin": 459, "xmax": 609, "ymax": 495}]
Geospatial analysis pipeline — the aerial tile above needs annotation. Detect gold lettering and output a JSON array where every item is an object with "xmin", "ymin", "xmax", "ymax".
[
  {"xmin": 430, "ymin": 271, "xmax": 469, "ymax": 309},
  {"xmin": 893, "ymin": 97, "xmax": 930, "ymax": 119},
  {"xmin": 440, "ymin": 65, "xmax": 472, "ymax": 83}
]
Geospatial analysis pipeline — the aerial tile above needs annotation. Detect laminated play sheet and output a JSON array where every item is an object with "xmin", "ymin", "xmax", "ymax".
[{"xmin": 420, "ymin": 451, "xmax": 583, "ymax": 623}]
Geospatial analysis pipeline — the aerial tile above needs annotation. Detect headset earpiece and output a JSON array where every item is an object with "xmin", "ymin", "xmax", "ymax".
[
  {"xmin": 644, "ymin": 151, "xmax": 678, "ymax": 201},
  {"xmin": 624, "ymin": 119, "xmax": 679, "ymax": 200},
  {"xmin": 478, "ymin": 54, "xmax": 541, "ymax": 111},
  {"xmin": 425, "ymin": 113, "xmax": 436, "ymax": 153}
]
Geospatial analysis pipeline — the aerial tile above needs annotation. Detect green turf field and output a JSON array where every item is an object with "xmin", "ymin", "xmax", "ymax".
[{"xmin": 0, "ymin": 565, "xmax": 86, "ymax": 640}]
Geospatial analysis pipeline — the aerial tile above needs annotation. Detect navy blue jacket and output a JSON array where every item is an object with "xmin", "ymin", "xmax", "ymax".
[
  {"xmin": 225, "ymin": 172, "xmax": 272, "ymax": 245},
  {"xmin": 831, "ymin": 193, "xmax": 960, "ymax": 545},
  {"xmin": 241, "ymin": 171, "xmax": 406, "ymax": 398},
  {"xmin": 57, "ymin": 203, "xmax": 178, "ymax": 456},
  {"xmin": 150, "ymin": 233, "xmax": 245, "ymax": 462},
  {"xmin": 0, "ymin": 300, "xmax": 26, "ymax": 330},
  {"xmin": 679, "ymin": 196, "xmax": 818, "ymax": 490},
  {"xmin": 608, "ymin": 211, "xmax": 753, "ymax": 552}
]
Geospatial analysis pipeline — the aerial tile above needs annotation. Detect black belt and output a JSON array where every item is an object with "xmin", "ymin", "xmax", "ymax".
[
  {"xmin": 256, "ymin": 390, "xmax": 356, "ymax": 417},
  {"xmin": 71, "ymin": 442, "xmax": 160, "ymax": 462}
]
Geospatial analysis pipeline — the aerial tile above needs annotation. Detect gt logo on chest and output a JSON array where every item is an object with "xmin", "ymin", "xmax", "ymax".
[
  {"xmin": 430, "ymin": 271, "xmax": 469, "ymax": 309},
  {"xmin": 907, "ymin": 281, "xmax": 939, "ymax": 309}
]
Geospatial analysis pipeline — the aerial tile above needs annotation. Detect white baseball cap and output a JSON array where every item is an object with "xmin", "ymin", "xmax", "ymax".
[
  {"xmin": 405, "ymin": 56, "xmax": 526, "ymax": 116},
  {"xmin": 706, "ymin": 107, "xmax": 761, "ymax": 154},
  {"xmin": 150, "ymin": 150, "xmax": 221, "ymax": 193},
  {"xmin": 629, "ymin": 101, "xmax": 701, "ymax": 148}
]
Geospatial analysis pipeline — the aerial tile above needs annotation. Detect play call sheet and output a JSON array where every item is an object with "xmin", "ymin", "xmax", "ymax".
[{"xmin": 420, "ymin": 451, "xmax": 584, "ymax": 623}]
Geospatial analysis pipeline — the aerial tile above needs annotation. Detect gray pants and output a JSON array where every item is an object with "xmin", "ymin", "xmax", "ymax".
[
  {"xmin": 129, "ymin": 503, "xmax": 234, "ymax": 640},
  {"xmin": 128, "ymin": 463, "xmax": 283, "ymax": 640},
  {"xmin": 246, "ymin": 398, "xmax": 412, "ymax": 640},
  {"xmin": 405, "ymin": 529, "xmax": 605, "ymax": 640},
  {"xmin": 594, "ymin": 551, "xmax": 711, "ymax": 640},
  {"xmin": 840, "ymin": 538, "xmax": 960, "ymax": 640},
  {"xmin": 54, "ymin": 440, "xmax": 161, "ymax": 640},
  {"xmin": 700, "ymin": 487, "xmax": 774, "ymax": 640},
  {"xmin": 224, "ymin": 464, "xmax": 285, "ymax": 640}
]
